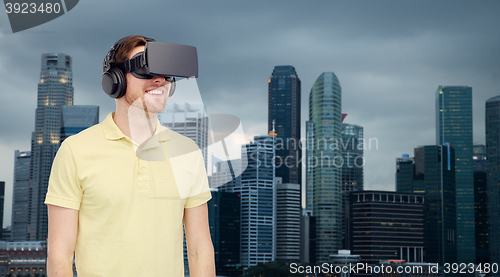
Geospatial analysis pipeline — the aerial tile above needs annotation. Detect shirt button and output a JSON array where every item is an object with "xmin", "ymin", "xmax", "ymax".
[{"xmin": 141, "ymin": 168, "xmax": 146, "ymax": 173}]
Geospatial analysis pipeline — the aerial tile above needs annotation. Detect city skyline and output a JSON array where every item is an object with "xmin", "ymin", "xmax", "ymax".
[{"xmin": 1, "ymin": 1, "xmax": 500, "ymax": 227}]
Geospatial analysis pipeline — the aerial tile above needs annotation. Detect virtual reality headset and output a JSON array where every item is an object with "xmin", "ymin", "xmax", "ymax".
[{"xmin": 113, "ymin": 41, "xmax": 198, "ymax": 79}]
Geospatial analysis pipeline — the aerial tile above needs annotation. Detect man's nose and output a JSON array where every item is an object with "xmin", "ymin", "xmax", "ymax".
[{"xmin": 152, "ymin": 75, "xmax": 167, "ymax": 83}]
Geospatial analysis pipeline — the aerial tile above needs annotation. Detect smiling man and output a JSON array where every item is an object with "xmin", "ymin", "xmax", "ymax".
[{"xmin": 44, "ymin": 35, "xmax": 215, "ymax": 277}]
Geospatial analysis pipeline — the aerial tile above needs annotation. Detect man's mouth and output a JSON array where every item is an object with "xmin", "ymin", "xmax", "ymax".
[{"xmin": 146, "ymin": 88, "xmax": 163, "ymax": 95}]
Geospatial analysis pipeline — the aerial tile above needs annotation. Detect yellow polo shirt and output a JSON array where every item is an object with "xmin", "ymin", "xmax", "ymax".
[{"xmin": 45, "ymin": 112, "xmax": 211, "ymax": 277}]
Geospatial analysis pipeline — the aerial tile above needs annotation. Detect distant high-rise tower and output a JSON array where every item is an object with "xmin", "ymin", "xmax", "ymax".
[
  {"xmin": 0, "ymin": 181, "xmax": 4, "ymax": 239},
  {"xmin": 207, "ymin": 190, "xmax": 241, "ymax": 275},
  {"xmin": 60, "ymin": 106, "xmax": 99, "ymax": 143},
  {"xmin": 473, "ymin": 144, "xmax": 489, "ymax": 264},
  {"xmin": 268, "ymin": 66, "xmax": 301, "ymax": 185},
  {"xmin": 307, "ymin": 72, "xmax": 342, "ymax": 263},
  {"xmin": 275, "ymin": 178, "xmax": 301, "ymax": 263},
  {"xmin": 221, "ymin": 135, "xmax": 275, "ymax": 267},
  {"xmin": 160, "ymin": 103, "xmax": 208, "ymax": 168},
  {"xmin": 396, "ymin": 145, "xmax": 457, "ymax": 264},
  {"xmin": 436, "ymin": 85, "xmax": 475, "ymax": 263},
  {"xmin": 11, "ymin": 150, "xmax": 31, "ymax": 241},
  {"xmin": 486, "ymin": 95, "xmax": 500, "ymax": 265},
  {"xmin": 29, "ymin": 54, "xmax": 74, "ymax": 240},
  {"xmin": 340, "ymin": 123, "xmax": 363, "ymax": 249}
]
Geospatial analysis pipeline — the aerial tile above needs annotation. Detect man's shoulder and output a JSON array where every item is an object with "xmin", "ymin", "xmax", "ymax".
[{"xmin": 62, "ymin": 122, "xmax": 105, "ymax": 149}]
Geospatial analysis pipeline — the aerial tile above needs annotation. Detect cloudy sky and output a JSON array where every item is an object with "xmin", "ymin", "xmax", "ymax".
[{"xmin": 1, "ymin": 1, "xmax": 499, "ymax": 228}]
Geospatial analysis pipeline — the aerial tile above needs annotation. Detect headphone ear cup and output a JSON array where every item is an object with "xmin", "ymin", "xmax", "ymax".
[
  {"xmin": 101, "ymin": 68, "xmax": 127, "ymax": 99},
  {"xmin": 168, "ymin": 79, "xmax": 176, "ymax": 97}
]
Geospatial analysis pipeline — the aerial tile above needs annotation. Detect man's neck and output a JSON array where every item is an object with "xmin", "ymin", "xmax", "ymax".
[{"xmin": 114, "ymin": 104, "xmax": 158, "ymax": 147}]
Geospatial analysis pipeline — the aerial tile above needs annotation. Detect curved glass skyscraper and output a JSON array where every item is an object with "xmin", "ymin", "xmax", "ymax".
[{"xmin": 307, "ymin": 72, "xmax": 342, "ymax": 263}]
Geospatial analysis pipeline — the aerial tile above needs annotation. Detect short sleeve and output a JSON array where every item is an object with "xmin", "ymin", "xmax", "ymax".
[
  {"xmin": 44, "ymin": 141, "xmax": 82, "ymax": 210},
  {"xmin": 184, "ymin": 149, "xmax": 211, "ymax": 209}
]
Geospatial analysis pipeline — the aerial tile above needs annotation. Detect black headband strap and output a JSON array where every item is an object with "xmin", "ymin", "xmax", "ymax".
[
  {"xmin": 114, "ymin": 52, "xmax": 146, "ymax": 73},
  {"xmin": 103, "ymin": 36, "xmax": 155, "ymax": 72}
]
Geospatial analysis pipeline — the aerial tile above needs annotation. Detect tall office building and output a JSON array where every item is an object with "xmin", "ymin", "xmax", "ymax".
[
  {"xmin": 207, "ymin": 190, "xmax": 241, "ymax": 275},
  {"xmin": 486, "ymin": 95, "xmax": 500, "ymax": 264},
  {"xmin": 348, "ymin": 191, "xmax": 425, "ymax": 272},
  {"xmin": 29, "ymin": 54, "xmax": 74, "ymax": 241},
  {"xmin": 220, "ymin": 135, "xmax": 275, "ymax": 267},
  {"xmin": 341, "ymin": 123, "xmax": 363, "ymax": 248},
  {"xmin": 473, "ymin": 144, "xmax": 489, "ymax": 264},
  {"xmin": 60, "ymin": 106, "xmax": 99, "ymax": 143},
  {"xmin": 159, "ymin": 103, "xmax": 208, "ymax": 168},
  {"xmin": 268, "ymin": 66, "xmax": 301, "ymax": 185},
  {"xmin": 0, "ymin": 181, "xmax": 4, "ymax": 240},
  {"xmin": 305, "ymin": 121, "xmax": 314, "ymax": 213},
  {"xmin": 11, "ymin": 151, "xmax": 31, "ymax": 241},
  {"xmin": 436, "ymin": 85, "xmax": 475, "ymax": 263},
  {"xmin": 275, "ymin": 178, "xmax": 300, "ymax": 263},
  {"xmin": 396, "ymin": 154, "xmax": 418, "ymax": 192},
  {"xmin": 307, "ymin": 72, "xmax": 342, "ymax": 263},
  {"xmin": 395, "ymin": 145, "xmax": 457, "ymax": 264}
]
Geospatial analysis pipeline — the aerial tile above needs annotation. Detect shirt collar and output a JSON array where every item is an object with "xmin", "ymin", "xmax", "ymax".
[{"xmin": 102, "ymin": 112, "xmax": 170, "ymax": 145}]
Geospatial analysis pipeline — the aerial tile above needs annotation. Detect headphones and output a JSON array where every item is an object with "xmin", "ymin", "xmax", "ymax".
[{"xmin": 101, "ymin": 36, "xmax": 176, "ymax": 99}]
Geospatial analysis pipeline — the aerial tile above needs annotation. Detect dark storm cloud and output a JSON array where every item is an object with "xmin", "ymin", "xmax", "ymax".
[{"xmin": 1, "ymin": 0, "xmax": 500, "ymax": 225}]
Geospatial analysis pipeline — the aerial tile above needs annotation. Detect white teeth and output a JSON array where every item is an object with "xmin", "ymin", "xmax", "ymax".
[{"xmin": 147, "ymin": 89, "xmax": 163, "ymax": 95}]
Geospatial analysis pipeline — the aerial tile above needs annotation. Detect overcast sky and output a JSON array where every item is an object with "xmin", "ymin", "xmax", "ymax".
[{"xmin": 1, "ymin": 1, "xmax": 499, "ymax": 228}]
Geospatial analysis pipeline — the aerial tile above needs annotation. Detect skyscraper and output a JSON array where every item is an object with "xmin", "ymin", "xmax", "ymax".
[
  {"xmin": 307, "ymin": 72, "xmax": 342, "ymax": 263},
  {"xmin": 207, "ymin": 190, "xmax": 241, "ymax": 275},
  {"xmin": 221, "ymin": 135, "xmax": 275, "ymax": 267},
  {"xmin": 11, "ymin": 150, "xmax": 31, "ymax": 241},
  {"xmin": 486, "ymin": 95, "xmax": 500, "ymax": 265},
  {"xmin": 275, "ymin": 179, "xmax": 301, "ymax": 263},
  {"xmin": 159, "ymin": 103, "xmax": 208, "ymax": 168},
  {"xmin": 29, "ymin": 54, "xmax": 74, "ymax": 240},
  {"xmin": 341, "ymin": 123, "xmax": 363, "ymax": 248},
  {"xmin": 396, "ymin": 145, "xmax": 457, "ymax": 264},
  {"xmin": 473, "ymin": 144, "xmax": 489, "ymax": 264},
  {"xmin": 268, "ymin": 66, "xmax": 301, "ymax": 185},
  {"xmin": 436, "ymin": 85, "xmax": 475, "ymax": 263},
  {"xmin": 0, "ymin": 181, "xmax": 4, "ymax": 240}
]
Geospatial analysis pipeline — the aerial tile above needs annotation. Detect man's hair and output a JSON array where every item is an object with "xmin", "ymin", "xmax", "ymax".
[{"xmin": 110, "ymin": 35, "xmax": 148, "ymax": 68}]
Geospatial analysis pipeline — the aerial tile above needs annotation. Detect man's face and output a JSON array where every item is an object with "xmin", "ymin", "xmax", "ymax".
[{"xmin": 121, "ymin": 45, "xmax": 171, "ymax": 114}]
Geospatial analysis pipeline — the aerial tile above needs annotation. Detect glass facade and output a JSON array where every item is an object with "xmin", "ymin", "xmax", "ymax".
[
  {"xmin": 436, "ymin": 85, "xmax": 475, "ymax": 263},
  {"xmin": 473, "ymin": 144, "xmax": 489, "ymax": 264},
  {"xmin": 341, "ymin": 123, "xmax": 363, "ymax": 249},
  {"xmin": 11, "ymin": 150, "xmax": 31, "ymax": 241},
  {"xmin": 395, "ymin": 145, "xmax": 457, "ymax": 264},
  {"xmin": 486, "ymin": 95, "xmax": 500, "ymax": 265},
  {"xmin": 60, "ymin": 105, "xmax": 99, "ymax": 143},
  {"xmin": 29, "ymin": 54, "xmax": 74, "ymax": 240},
  {"xmin": 268, "ymin": 66, "xmax": 301, "ymax": 185},
  {"xmin": 207, "ymin": 190, "xmax": 241, "ymax": 275},
  {"xmin": 308, "ymin": 72, "xmax": 342, "ymax": 263},
  {"xmin": 396, "ymin": 155, "xmax": 415, "ymax": 193},
  {"xmin": 305, "ymin": 120, "xmax": 314, "ymax": 213},
  {"xmin": 219, "ymin": 136, "xmax": 275, "ymax": 267},
  {"xmin": 0, "ymin": 181, "xmax": 4, "ymax": 240}
]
